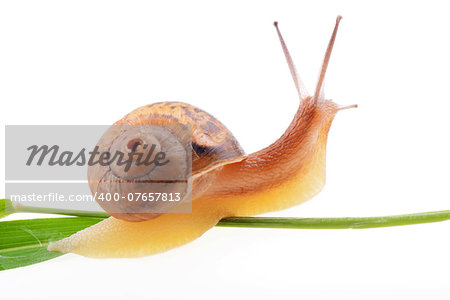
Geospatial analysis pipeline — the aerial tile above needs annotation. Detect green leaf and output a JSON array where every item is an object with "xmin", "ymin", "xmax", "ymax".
[
  {"xmin": 1, "ymin": 208, "xmax": 450, "ymax": 271},
  {"xmin": 0, "ymin": 217, "xmax": 103, "ymax": 270},
  {"xmin": 0, "ymin": 199, "xmax": 15, "ymax": 219},
  {"xmin": 217, "ymin": 210, "xmax": 450, "ymax": 229}
]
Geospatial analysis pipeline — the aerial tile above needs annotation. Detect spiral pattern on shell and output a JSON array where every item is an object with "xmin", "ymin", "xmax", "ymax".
[{"xmin": 88, "ymin": 102, "xmax": 245, "ymax": 222}]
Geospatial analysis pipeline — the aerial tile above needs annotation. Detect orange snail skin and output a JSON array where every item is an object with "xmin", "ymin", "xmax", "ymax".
[{"xmin": 48, "ymin": 16, "xmax": 356, "ymax": 258}]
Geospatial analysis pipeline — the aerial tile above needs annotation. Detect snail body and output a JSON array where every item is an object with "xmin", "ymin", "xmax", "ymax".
[{"xmin": 49, "ymin": 16, "xmax": 354, "ymax": 257}]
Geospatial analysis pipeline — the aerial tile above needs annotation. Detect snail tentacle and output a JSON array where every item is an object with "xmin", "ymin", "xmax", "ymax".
[{"xmin": 274, "ymin": 21, "xmax": 309, "ymax": 101}]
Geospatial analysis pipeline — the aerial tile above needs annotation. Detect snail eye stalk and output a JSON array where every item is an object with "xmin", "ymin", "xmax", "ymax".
[{"xmin": 273, "ymin": 21, "xmax": 309, "ymax": 101}]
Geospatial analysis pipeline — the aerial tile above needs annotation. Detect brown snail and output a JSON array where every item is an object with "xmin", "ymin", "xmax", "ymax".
[{"xmin": 48, "ymin": 16, "xmax": 356, "ymax": 258}]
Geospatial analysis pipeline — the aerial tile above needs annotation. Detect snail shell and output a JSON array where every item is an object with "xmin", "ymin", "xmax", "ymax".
[{"xmin": 88, "ymin": 102, "xmax": 244, "ymax": 222}]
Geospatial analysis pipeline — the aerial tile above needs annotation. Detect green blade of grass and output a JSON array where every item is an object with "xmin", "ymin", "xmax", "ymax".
[
  {"xmin": 1, "ymin": 200, "xmax": 109, "ymax": 219},
  {"xmin": 8, "ymin": 202, "xmax": 450, "ymax": 229},
  {"xmin": 217, "ymin": 210, "xmax": 450, "ymax": 229},
  {"xmin": 0, "ymin": 199, "xmax": 14, "ymax": 219},
  {"xmin": 1, "ymin": 202, "xmax": 450, "ymax": 271},
  {"xmin": 0, "ymin": 217, "xmax": 103, "ymax": 270}
]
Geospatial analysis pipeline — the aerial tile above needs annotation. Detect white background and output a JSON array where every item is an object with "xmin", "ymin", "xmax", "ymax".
[{"xmin": 1, "ymin": 0, "xmax": 450, "ymax": 299}]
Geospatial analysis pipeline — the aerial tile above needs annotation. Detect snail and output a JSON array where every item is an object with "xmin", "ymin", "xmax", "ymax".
[{"xmin": 48, "ymin": 16, "xmax": 356, "ymax": 258}]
